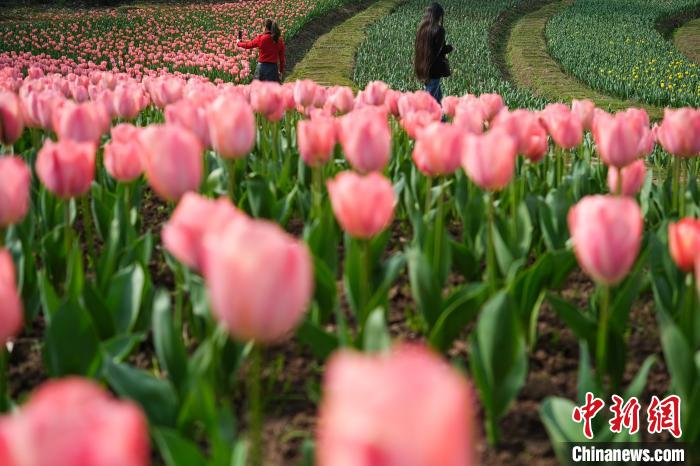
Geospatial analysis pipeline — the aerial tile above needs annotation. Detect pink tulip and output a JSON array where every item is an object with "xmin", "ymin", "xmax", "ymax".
[
  {"xmin": 297, "ymin": 118, "xmax": 336, "ymax": 168},
  {"xmin": 203, "ymin": 218, "xmax": 313, "ymax": 343},
  {"xmin": 338, "ymin": 108, "xmax": 391, "ymax": 173},
  {"xmin": 461, "ymin": 128, "xmax": 517, "ymax": 191},
  {"xmin": 568, "ymin": 195, "xmax": 643, "ymax": 286},
  {"xmin": 104, "ymin": 124, "xmax": 144, "ymax": 182},
  {"xmin": 206, "ymin": 96, "xmax": 255, "ymax": 159},
  {"xmin": 326, "ymin": 171, "xmax": 395, "ymax": 239},
  {"xmin": 250, "ymin": 82, "xmax": 284, "ymax": 121},
  {"xmin": 163, "ymin": 193, "xmax": 244, "ymax": 272},
  {"xmin": 593, "ymin": 111, "xmax": 650, "ymax": 168},
  {"xmin": 453, "ymin": 102, "xmax": 484, "ymax": 135},
  {"xmin": 540, "ymin": 103, "xmax": 583, "ymax": 149},
  {"xmin": 0, "ymin": 157, "xmax": 31, "ymax": 228},
  {"xmin": 0, "ymin": 378, "xmax": 150, "ymax": 466},
  {"xmin": 357, "ymin": 81, "xmax": 388, "ymax": 107},
  {"xmin": 607, "ymin": 159, "xmax": 646, "ymax": 197},
  {"xmin": 696, "ymin": 257, "xmax": 700, "ymax": 297},
  {"xmin": 293, "ymin": 79, "xmax": 317, "ymax": 108},
  {"xmin": 441, "ymin": 96, "xmax": 460, "ymax": 118},
  {"xmin": 36, "ymin": 139, "xmax": 95, "ymax": 199},
  {"xmin": 412, "ymin": 122, "xmax": 463, "ymax": 176},
  {"xmin": 571, "ymin": 99, "xmax": 596, "ymax": 131},
  {"xmin": 56, "ymin": 101, "xmax": 104, "ymax": 144},
  {"xmin": 326, "ymin": 86, "xmax": 355, "ymax": 115},
  {"xmin": 398, "ymin": 91, "xmax": 441, "ymax": 121},
  {"xmin": 0, "ymin": 92, "xmax": 24, "ymax": 145},
  {"xmin": 165, "ymin": 98, "xmax": 211, "ymax": 148},
  {"xmin": 478, "ymin": 93, "xmax": 505, "ymax": 121},
  {"xmin": 492, "ymin": 109, "xmax": 548, "ymax": 162},
  {"xmin": 317, "ymin": 344, "xmax": 475, "ymax": 466},
  {"xmin": 656, "ymin": 108, "xmax": 700, "ymax": 158},
  {"xmin": 139, "ymin": 125, "xmax": 203, "ymax": 202},
  {"xmin": 113, "ymin": 85, "xmax": 144, "ymax": 119},
  {"xmin": 668, "ymin": 218, "xmax": 700, "ymax": 273},
  {"xmin": 401, "ymin": 110, "xmax": 439, "ymax": 140},
  {"xmin": 0, "ymin": 249, "xmax": 22, "ymax": 346}
]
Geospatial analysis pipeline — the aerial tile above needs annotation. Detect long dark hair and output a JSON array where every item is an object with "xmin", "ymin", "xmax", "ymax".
[
  {"xmin": 414, "ymin": 2, "xmax": 444, "ymax": 82},
  {"xmin": 265, "ymin": 19, "xmax": 281, "ymax": 43}
]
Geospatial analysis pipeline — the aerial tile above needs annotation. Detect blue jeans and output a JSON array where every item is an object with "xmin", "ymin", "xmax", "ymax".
[{"xmin": 425, "ymin": 79, "xmax": 442, "ymax": 104}]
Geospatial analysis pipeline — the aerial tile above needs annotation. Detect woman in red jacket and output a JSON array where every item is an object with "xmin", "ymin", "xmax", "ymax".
[{"xmin": 237, "ymin": 20, "xmax": 286, "ymax": 83}]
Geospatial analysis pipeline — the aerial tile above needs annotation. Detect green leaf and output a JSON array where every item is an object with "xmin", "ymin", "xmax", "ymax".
[
  {"xmin": 153, "ymin": 427, "xmax": 208, "ymax": 466},
  {"xmin": 658, "ymin": 311, "xmax": 695, "ymax": 399},
  {"xmin": 37, "ymin": 269, "xmax": 61, "ymax": 322},
  {"xmin": 311, "ymin": 255, "xmax": 337, "ymax": 323},
  {"xmin": 406, "ymin": 247, "xmax": 442, "ymax": 328},
  {"xmin": 103, "ymin": 359, "xmax": 179, "ymax": 427},
  {"xmin": 363, "ymin": 308, "xmax": 391, "ymax": 353},
  {"xmin": 106, "ymin": 264, "xmax": 145, "ymax": 333},
  {"xmin": 44, "ymin": 300, "xmax": 100, "ymax": 377},
  {"xmin": 296, "ymin": 319, "xmax": 338, "ymax": 360},
  {"xmin": 540, "ymin": 397, "xmax": 589, "ymax": 459},
  {"xmin": 102, "ymin": 333, "xmax": 145, "ymax": 362},
  {"xmin": 65, "ymin": 240, "xmax": 84, "ymax": 300},
  {"xmin": 546, "ymin": 293, "xmax": 596, "ymax": 345},
  {"xmin": 429, "ymin": 283, "xmax": 488, "ymax": 352},
  {"xmin": 152, "ymin": 290, "xmax": 188, "ymax": 392}
]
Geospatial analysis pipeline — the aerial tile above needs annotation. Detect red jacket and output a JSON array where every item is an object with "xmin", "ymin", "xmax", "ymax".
[{"xmin": 238, "ymin": 32, "xmax": 286, "ymax": 74}]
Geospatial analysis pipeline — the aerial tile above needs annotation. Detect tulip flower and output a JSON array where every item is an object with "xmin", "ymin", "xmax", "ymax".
[
  {"xmin": 668, "ymin": 218, "xmax": 700, "ymax": 273},
  {"xmin": 293, "ymin": 79, "xmax": 317, "ymax": 109},
  {"xmin": 478, "ymin": 93, "xmax": 505, "ymax": 121},
  {"xmin": 656, "ymin": 108, "xmax": 700, "ymax": 158},
  {"xmin": 401, "ymin": 110, "xmax": 440, "ymax": 140},
  {"xmin": 250, "ymin": 81, "xmax": 284, "ymax": 122},
  {"xmin": 206, "ymin": 95, "xmax": 255, "ymax": 159},
  {"xmin": 0, "ymin": 249, "xmax": 22, "ymax": 347},
  {"xmin": 326, "ymin": 171, "xmax": 396, "ymax": 240},
  {"xmin": 0, "ymin": 378, "xmax": 150, "ymax": 466},
  {"xmin": 317, "ymin": 344, "xmax": 475, "ymax": 466},
  {"xmin": 607, "ymin": 159, "xmax": 646, "ymax": 197},
  {"xmin": 571, "ymin": 99, "xmax": 596, "ymax": 131},
  {"xmin": 338, "ymin": 108, "xmax": 391, "ymax": 173},
  {"xmin": 139, "ymin": 125, "xmax": 203, "ymax": 202},
  {"xmin": 492, "ymin": 109, "xmax": 548, "ymax": 162},
  {"xmin": 356, "ymin": 80, "xmax": 388, "ymax": 107},
  {"xmin": 412, "ymin": 122, "xmax": 463, "ymax": 177},
  {"xmin": 441, "ymin": 95, "xmax": 460, "ymax": 118},
  {"xmin": 539, "ymin": 103, "xmax": 583, "ymax": 149},
  {"xmin": 36, "ymin": 139, "xmax": 96, "ymax": 199},
  {"xmin": 162, "ymin": 193, "xmax": 244, "ymax": 272},
  {"xmin": 592, "ymin": 111, "xmax": 648, "ymax": 169},
  {"xmin": 696, "ymin": 257, "xmax": 700, "ymax": 298},
  {"xmin": 103, "ymin": 124, "xmax": 144, "ymax": 182},
  {"xmin": 568, "ymin": 195, "xmax": 642, "ymax": 287},
  {"xmin": 297, "ymin": 118, "xmax": 336, "ymax": 168},
  {"xmin": 461, "ymin": 128, "xmax": 517, "ymax": 191},
  {"xmin": 56, "ymin": 101, "xmax": 105, "ymax": 144},
  {"xmin": 0, "ymin": 92, "xmax": 24, "ymax": 146},
  {"xmin": 165, "ymin": 98, "xmax": 211, "ymax": 148},
  {"xmin": 325, "ymin": 86, "xmax": 355, "ymax": 115},
  {"xmin": 113, "ymin": 83, "xmax": 145, "ymax": 120},
  {"xmin": 0, "ymin": 157, "xmax": 31, "ymax": 230},
  {"xmin": 453, "ymin": 102, "xmax": 484, "ymax": 135}
]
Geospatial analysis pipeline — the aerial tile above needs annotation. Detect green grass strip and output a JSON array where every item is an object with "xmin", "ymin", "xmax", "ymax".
[
  {"xmin": 506, "ymin": 1, "xmax": 663, "ymax": 119},
  {"xmin": 674, "ymin": 18, "xmax": 700, "ymax": 64},
  {"xmin": 285, "ymin": 0, "xmax": 403, "ymax": 88}
]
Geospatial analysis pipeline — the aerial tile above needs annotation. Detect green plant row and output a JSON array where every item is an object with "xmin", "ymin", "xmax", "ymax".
[
  {"xmin": 353, "ymin": 0, "xmax": 548, "ymax": 109},
  {"xmin": 546, "ymin": 0, "xmax": 700, "ymax": 108}
]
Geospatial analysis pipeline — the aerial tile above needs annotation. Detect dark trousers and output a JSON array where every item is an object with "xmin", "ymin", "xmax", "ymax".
[
  {"xmin": 254, "ymin": 62, "xmax": 279, "ymax": 82},
  {"xmin": 425, "ymin": 78, "xmax": 443, "ymax": 104}
]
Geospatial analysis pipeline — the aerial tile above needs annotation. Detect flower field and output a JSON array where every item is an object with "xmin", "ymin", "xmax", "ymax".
[
  {"xmin": 0, "ymin": 0, "xmax": 699, "ymax": 465},
  {"xmin": 0, "ymin": 0, "xmax": 350, "ymax": 83},
  {"xmin": 546, "ymin": 0, "xmax": 700, "ymax": 108}
]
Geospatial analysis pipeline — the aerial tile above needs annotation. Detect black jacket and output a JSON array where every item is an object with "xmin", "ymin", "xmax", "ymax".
[{"xmin": 428, "ymin": 25, "xmax": 453, "ymax": 79}]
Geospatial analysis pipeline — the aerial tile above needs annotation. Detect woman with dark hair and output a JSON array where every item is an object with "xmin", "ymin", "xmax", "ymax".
[
  {"xmin": 237, "ymin": 19, "xmax": 286, "ymax": 82},
  {"xmin": 414, "ymin": 2, "xmax": 453, "ymax": 103}
]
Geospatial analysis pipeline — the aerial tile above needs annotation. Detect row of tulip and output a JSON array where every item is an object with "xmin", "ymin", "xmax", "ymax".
[
  {"xmin": 1, "ymin": 71, "xmax": 700, "ymax": 465},
  {"xmin": 0, "ymin": 0, "xmax": 348, "ymax": 83}
]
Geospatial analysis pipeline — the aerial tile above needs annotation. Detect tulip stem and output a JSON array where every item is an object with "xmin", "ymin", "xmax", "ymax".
[
  {"xmin": 672, "ymin": 157, "xmax": 681, "ymax": 216},
  {"xmin": 0, "ymin": 228, "xmax": 4, "ymax": 248},
  {"xmin": 81, "ymin": 194, "xmax": 96, "ymax": 267},
  {"xmin": 616, "ymin": 168, "xmax": 623, "ymax": 196},
  {"xmin": 227, "ymin": 159, "xmax": 237, "ymax": 204},
  {"xmin": 680, "ymin": 160, "xmax": 687, "ymax": 218},
  {"xmin": 486, "ymin": 192, "xmax": 497, "ymax": 292},
  {"xmin": 0, "ymin": 348, "xmax": 8, "ymax": 413},
  {"xmin": 485, "ymin": 412, "xmax": 500, "ymax": 446},
  {"xmin": 424, "ymin": 177, "xmax": 433, "ymax": 217},
  {"xmin": 683, "ymin": 274, "xmax": 696, "ymax": 346},
  {"xmin": 312, "ymin": 167, "xmax": 323, "ymax": 219},
  {"xmin": 434, "ymin": 178, "xmax": 445, "ymax": 275},
  {"xmin": 248, "ymin": 344, "xmax": 263, "ymax": 466},
  {"xmin": 64, "ymin": 202, "xmax": 73, "ymax": 254},
  {"xmin": 124, "ymin": 183, "xmax": 132, "ymax": 228},
  {"xmin": 596, "ymin": 285, "xmax": 610, "ymax": 388},
  {"xmin": 361, "ymin": 239, "xmax": 372, "ymax": 322}
]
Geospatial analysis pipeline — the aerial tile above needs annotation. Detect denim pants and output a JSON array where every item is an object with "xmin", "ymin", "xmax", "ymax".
[
  {"xmin": 254, "ymin": 62, "xmax": 279, "ymax": 82},
  {"xmin": 425, "ymin": 78, "xmax": 443, "ymax": 104}
]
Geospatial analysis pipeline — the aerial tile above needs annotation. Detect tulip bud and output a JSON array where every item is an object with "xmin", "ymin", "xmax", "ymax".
[
  {"xmin": 104, "ymin": 124, "xmax": 144, "ymax": 183},
  {"xmin": 461, "ymin": 128, "xmax": 517, "ymax": 191},
  {"xmin": 326, "ymin": 171, "xmax": 396, "ymax": 239},
  {"xmin": 206, "ymin": 96, "xmax": 255, "ymax": 160},
  {"xmin": 656, "ymin": 108, "xmax": 700, "ymax": 158},
  {"xmin": 607, "ymin": 159, "xmax": 646, "ymax": 197},
  {"xmin": 0, "ymin": 92, "xmax": 24, "ymax": 145},
  {"xmin": 36, "ymin": 139, "xmax": 96, "ymax": 199},
  {"xmin": 338, "ymin": 109, "xmax": 391, "ymax": 173},
  {"xmin": 668, "ymin": 218, "xmax": 700, "ymax": 273},
  {"xmin": 412, "ymin": 122, "xmax": 463, "ymax": 176},
  {"xmin": 0, "ymin": 157, "xmax": 31, "ymax": 228},
  {"xmin": 568, "ymin": 195, "xmax": 643, "ymax": 286},
  {"xmin": 297, "ymin": 118, "xmax": 336, "ymax": 168}
]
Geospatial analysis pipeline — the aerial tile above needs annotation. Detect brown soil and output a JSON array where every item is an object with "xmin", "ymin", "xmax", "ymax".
[{"xmin": 284, "ymin": 0, "xmax": 378, "ymax": 80}]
